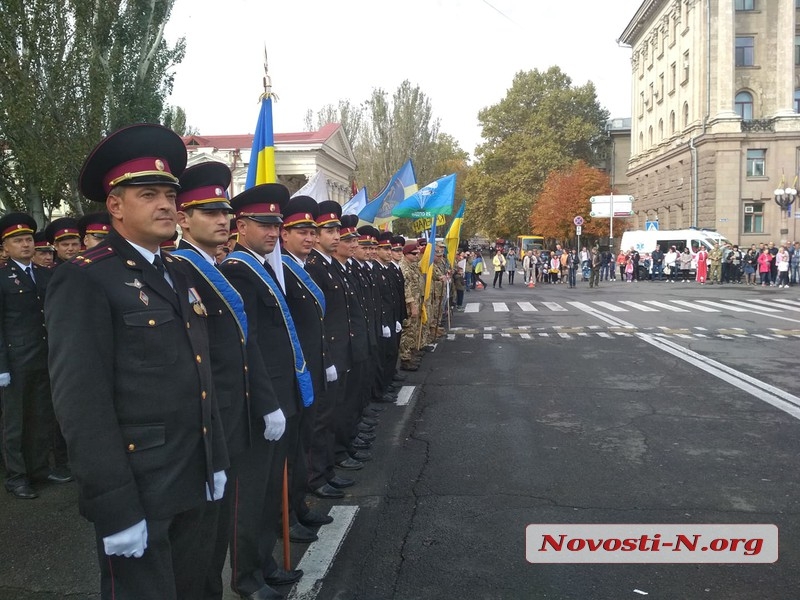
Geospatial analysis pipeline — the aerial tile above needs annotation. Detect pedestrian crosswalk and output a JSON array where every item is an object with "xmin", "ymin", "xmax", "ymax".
[{"xmin": 458, "ymin": 298, "xmax": 800, "ymax": 315}]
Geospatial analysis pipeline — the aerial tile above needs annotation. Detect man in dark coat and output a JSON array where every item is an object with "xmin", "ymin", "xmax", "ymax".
[
  {"xmin": 45, "ymin": 124, "xmax": 229, "ymax": 600},
  {"xmin": 0, "ymin": 213, "xmax": 62, "ymax": 499},
  {"xmin": 44, "ymin": 217, "xmax": 81, "ymax": 266}
]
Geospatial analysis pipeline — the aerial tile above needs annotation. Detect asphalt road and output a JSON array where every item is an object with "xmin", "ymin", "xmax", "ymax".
[{"xmin": 2, "ymin": 275, "xmax": 799, "ymax": 600}]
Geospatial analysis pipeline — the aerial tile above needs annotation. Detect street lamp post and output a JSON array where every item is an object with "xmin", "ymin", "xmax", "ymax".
[{"xmin": 774, "ymin": 184, "xmax": 797, "ymax": 243}]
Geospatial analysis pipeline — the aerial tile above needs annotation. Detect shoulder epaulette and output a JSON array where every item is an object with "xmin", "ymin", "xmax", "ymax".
[{"xmin": 73, "ymin": 245, "xmax": 116, "ymax": 267}]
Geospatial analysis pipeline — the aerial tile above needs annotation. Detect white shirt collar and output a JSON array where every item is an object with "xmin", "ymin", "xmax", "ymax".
[
  {"xmin": 127, "ymin": 240, "xmax": 160, "ymax": 265},
  {"xmin": 11, "ymin": 258, "xmax": 32, "ymax": 270},
  {"xmin": 183, "ymin": 240, "xmax": 216, "ymax": 266}
]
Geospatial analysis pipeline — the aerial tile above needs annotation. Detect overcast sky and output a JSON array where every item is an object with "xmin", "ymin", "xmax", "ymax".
[{"xmin": 165, "ymin": 0, "xmax": 644, "ymax": 156}]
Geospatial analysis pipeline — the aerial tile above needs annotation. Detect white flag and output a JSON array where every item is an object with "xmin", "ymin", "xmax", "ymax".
[{"xmin": 292, "ymin": 171, "xmax": 329, "ymax": 203}]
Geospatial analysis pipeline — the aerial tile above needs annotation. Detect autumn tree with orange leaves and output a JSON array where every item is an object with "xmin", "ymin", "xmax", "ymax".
[{"xmin": 531, "ymin": 161, "xmax": 627, "ymax": 245}]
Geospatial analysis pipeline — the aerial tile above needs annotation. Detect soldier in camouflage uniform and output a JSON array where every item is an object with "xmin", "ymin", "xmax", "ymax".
[
  {"xmin": 708, "ymin": 243, "xmax": 723, "ymax": 284},
  {"xmin": 428, "ymin": 242, "xmax": 449, "ymax": 342},
  {"xmin": 399, "ymin": 243, "xmax": 423, "ymax": 370}
]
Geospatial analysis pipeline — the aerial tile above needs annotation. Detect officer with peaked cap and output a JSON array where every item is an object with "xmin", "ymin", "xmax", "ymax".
[
  {"xmin": 32, "ymin": 232, "xmax": 55, "ymax": 268},
  {"xmin": 0, "ymin": 213, "xmax": 61, "ymax": 500},
  {"xmin": 45, "ymin": 217, "xmax": 81, "ymax": 265},
  {"xmin": 44, "ymin": 123, "xmax": 229, "ymax": 600},
  {"xmin": 77, "ymin": 212, "xmax": 111, "ymax": 250},
  {"xmin": 219, "ymin": 183, "xmax": 303, "ymax": 598},
  {"xmin": 173, "ymin": 161, "xmax": 270, "ymax": 599}
]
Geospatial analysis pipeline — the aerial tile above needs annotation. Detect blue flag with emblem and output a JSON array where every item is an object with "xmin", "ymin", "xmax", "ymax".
[
  {"xmin": 224, "ymin": 250, "xmax": 314, "ymax": 407},
  {"xmin": 281, "ymin": 254, "xmax": 326, "ymax": 316},
  {"xmin": 172, "ymin": 249, "xmax": 248, "ymax": 340}
]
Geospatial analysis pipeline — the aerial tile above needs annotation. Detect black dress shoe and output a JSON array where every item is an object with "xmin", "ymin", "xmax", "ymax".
[
  {"xmin": 312, "ymin": 483, "xmax": 345, "ymax": 499},
  {"xmin": 351, "ymin": 438, "xmax": 371, "ymax": 450},
  {"xmin": 328, "ymin": 475, "xmax": 354, "ymax": 489},
  {"xmin": 400, "ymin": 362, "xmax": 418, "ymax": 372},
  {"xmin": 357, "ymin": 422, "xmax": 375, "ymax": 433},
  {"xmin": 361, "ymin": 416, "xmax": 379, "ymax": 426},
  {"xmin": 336, "ymin": 457, "xmax": 364, "ymax": 470},
  {"xmin": 47, "ymin": 468, "xmax": 74, "ymax": 484},
  {"xmin": 350, "ymin": 450, "xmax": 371, "ymax": 462},
  {"xmin": 298, "ymin": 509, "xmax": 333, "ymax": 526},
  {"xmin": 357, "ymin": 431, "xmax": 376, "ymax": 442},
  {"xmin": 6, "ymin": 483, "xmax": 38, "ymax": 499},
  {"xmin": 287, "ymin": 522, "xmax": 318, "ymax": 543},
  {"xmin": 373, "ymin": 394, "xmax": 396, "ymax": 403},
  {"xmin": 264, "ymin": 567, "xmax": 303, "ymax": 586},
  {"xmin": 392, "ymin": 373, "xmax": 407, "ymax": 382},
  {"xmin": 239, "ymin": 584, "xmax": 283, "ymax": 599}
]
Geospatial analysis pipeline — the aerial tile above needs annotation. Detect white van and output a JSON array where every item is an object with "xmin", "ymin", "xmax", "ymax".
[{"xmin": 620, "ymin": 228, "xmax": 731, "ymax": 255}]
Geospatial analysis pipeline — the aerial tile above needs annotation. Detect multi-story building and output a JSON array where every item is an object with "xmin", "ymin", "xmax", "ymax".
[{"xmin": 619, "ymin": 0, "xmax": 800, "ymax": 245}]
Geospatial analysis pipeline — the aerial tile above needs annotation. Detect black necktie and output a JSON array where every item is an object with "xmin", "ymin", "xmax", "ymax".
[
  {"xmin": 24, "ymin": 266, "xmax": 35, "ymax": 284},
  {"xmin": 152, "ymin": 254, "xmax": 166, "ymax": 277}
]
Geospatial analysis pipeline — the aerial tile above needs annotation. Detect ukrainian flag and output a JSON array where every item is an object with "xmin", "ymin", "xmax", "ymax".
[
  {"xmin": 419, "ymin": 218, "xmax": 437, "ymax": 324},
  {"xmin": 245, "ymin": 94, "xmax": 277, "ymax": 187},
  {"xmin": 444, "ymin": 200, "xmax": 466, "ymax": 265}
]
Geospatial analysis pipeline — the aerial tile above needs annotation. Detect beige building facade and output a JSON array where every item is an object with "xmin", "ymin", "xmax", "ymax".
[{"xmin": 619, "ymin": 0, "xmax": 800, "ymax": 245}]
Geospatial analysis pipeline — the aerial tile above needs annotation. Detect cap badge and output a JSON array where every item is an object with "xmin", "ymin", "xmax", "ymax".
[
  {"xmin": 270, "ymin": 204, "xmax": 276, "ymax": 212},
  {"xmin": 154, "ymin": 159, "xmax": 165, "ymax": 171},
  {"xmin": 215, "ymin": 187, "xmax": 224, "ymax": 196},
  {"xmin": 305, "ymin": 213, "xmax": 311, "ymax": 220}
]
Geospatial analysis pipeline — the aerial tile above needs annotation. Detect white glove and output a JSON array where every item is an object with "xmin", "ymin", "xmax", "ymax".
[
  {"xmin": 206, "ymin": 470, "xmax": 227, "ymax": 501},
  {"xmin": 103, "ymin": 519, "xmax": 148, "ymax": 558},
  {"xmin": 325, "ymin": 365, "xmax": 338, "ymax": 382},
  {"xmin": 263, "ymin": 409, "xmax": 286, "ymax": 441},
  {"xmin": 381, "ymin": 325, "xmax": 391, "ymax": 338},
  {"xmin": 0, "ymin": 373, "xmax": 10, "ymax": 387},
  {"xmin": 395, "ymin": 321, "xmax": 402, "ymax": 333}
]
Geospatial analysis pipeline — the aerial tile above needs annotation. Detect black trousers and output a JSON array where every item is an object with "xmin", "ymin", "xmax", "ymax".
[
  {"xmin": 335, "ymin": 360, "xmax": 365, "ymax": 460},
  {"xmin": 2, "ymin": 367, "xmax": 53, "ymax": 484},
  {"xmin": 96, "ymin": 504, "xmax": 205, "ymax": 600},
  {"xmin": 492, "ymin": 271, "xmax": 503, "ymax": 287},
  {"xmin": 308, "ymin": 378, "xmax": 345, "ymax": 490},
  {"xmin": 229, "ymin": 436, "xmax": 276, "ymax": 596}
]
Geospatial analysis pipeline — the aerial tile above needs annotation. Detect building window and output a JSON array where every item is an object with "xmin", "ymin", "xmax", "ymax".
[
  {"xmin": 743, "ymin": 202, "xmax": 764, "ymax": 233},
  {"xmin": 658, "ymin": 73, "xmax": 664, "ymax": 101},
  {"xmin": 735, "ymin": 36, "xmax": 755, "ymax": 66},
  {"xmin": 669, "ymin": 111, "xmax": 676, "ymax": 134},
  {"xmin": 670, "ymin": 62, "xmax": 676, "ymax": 92},
  {"xmin": 658, "ymin": 119, "xmax": 664, "ymax": 140},
  {"xmin": 794, "ymin": 89, "xmax": 800, "ymax": 112},
  {"xmin": 683, "ymin": 102, "xmax": 689, "ymax": 128},
  {"xmin": 682, "ymin": 51, "xmax": 690, "ymax": 83},
  {"xmin": 735, "ymin": 0, "xmax": 754, "ymax": 9},
  {"xmin": 639, "ymin": 132, "xmax": 644, "ymax": 150},
  {"xmin": 648, "ymin": 82, "xmax": 654, "ymax": 110},
  {"xmin": 648, "ymin": 126, "xmax": 653, "ymax": 146},
  {"xmin": 746, "ymin": 149, "xmax": 766, "ymax": 177},
  {"xmin": 639, "ymin": 91, "xmax": 645, "ymax": 117},
  {"xmin": 796, "ymin": 35, "xmax": 800, "ymax": 65},
  {"xmin": 735, "ymin": 91, "xmax": 754, "ymax": 120}
]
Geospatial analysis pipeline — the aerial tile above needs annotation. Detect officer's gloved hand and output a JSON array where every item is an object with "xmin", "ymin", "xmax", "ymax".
[
  {"xmin": 395, "ymin": 321, "xmax": 402, "ymax": 333},
  {"xmin": 0, "ymin": 373, "xmax": 10, "ymax": 387},
  {"xmin": 206, "ymin": 470, "xmax": 227, "ymax": 501},
  {"xmin": 325, "ymin": 365, "xmax": 338, "ymax": 383},
  {"xmin": 103, "ymin": 519, "xmax": 148, "ymax": 558},
  {"xmin": 381, "ymin": 325, "xmax": 391, "ymax": 338},
  {"xmin": 263, "ymin": 409, "xmax": 286, "ymax": 441}
]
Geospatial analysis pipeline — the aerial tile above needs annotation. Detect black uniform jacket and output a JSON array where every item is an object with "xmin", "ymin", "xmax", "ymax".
[
  {"xmin": 334, "ymin": 258, "xmax": 370, "ymax": 364},
  {"xmin": 305, "ymin": 249, "xmax": 351, "ymax": 374},
  {"xmin": 281, "ymin": 251, "xmax": 326, "ymax": 395},
  {"xmin": 388, "ymin": 261, "xmax": 407, "ymax": 322},
  {"xmin": 0, "ymin": 261, "xmax": 51, "ymax": 373},
  {"xmin": 220, "ymin": 244, "xmax": 300, "ymax": 420},
  {"xmin": 45, "ymin": 230, "xmax": 229, "ymax": 538},
  {"xmin": 176, "ymin": 240, "xmax": 262, "ymax": 459}
]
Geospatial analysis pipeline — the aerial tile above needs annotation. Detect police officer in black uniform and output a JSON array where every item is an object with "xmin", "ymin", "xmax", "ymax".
[
  {"xmin": 0, "ymin": 214, "xmax": 61, "ymax": 499},
  {"xmin": 45, "ymin": 217, "xmax": 82, "ymax": 265},
  {"xmin": 77, "ymin": 212, "xmax": 112, "ymax": 250},
  {"xmin": 45, "ymin": 124, "xmax": 229, "ymax": 600}
]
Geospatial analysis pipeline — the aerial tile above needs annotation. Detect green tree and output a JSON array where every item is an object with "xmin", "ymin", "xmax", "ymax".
[
  {"xmin": 303, "ymin": 100, "xmax": 364, "ymax": 150},
  {"xmin": 162, "ymin": 105, "xmax": 198, "ymax": 136},
  {"xmin": 464, "ymin": 66, "xmax": 609, "ymax": 240},
  {"xmin": 0, "ymin": 0, "xmax": 185, "ymax": 223}
]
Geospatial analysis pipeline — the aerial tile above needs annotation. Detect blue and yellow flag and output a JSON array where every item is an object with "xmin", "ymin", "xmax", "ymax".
[
  {"xmin": 245, "ymin": 95, "xmax": 277, "ymax": 187},
  {"xmin": 391, "ymin": 173, "xmax": 456, "ymax": 219},
  {"xmin": 420, "ymin": 216, "xmax": 437, "ymax": 305},
  {"xmin": 444, "ymin": 200, "xmax": 466, "ymax": 264},
  {"xmin": 358, "ymin": 159, "xmax": 417, "ymax": 226}
]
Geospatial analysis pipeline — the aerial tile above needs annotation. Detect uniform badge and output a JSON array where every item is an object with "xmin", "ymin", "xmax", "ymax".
[
  {"xmin": 188, "ymin": 287, "xmax": 207, "ymax": 316},
  {"xmin": 125, "ymin": 278, "xmax": 144, "ymax": 289},
  {"xmin": 139, "ymin": 291, "xmax": 149, "ymax": 306},
  {"xmin": 13, "ymin": 279, "xmax": 19, "ymax": 286}
]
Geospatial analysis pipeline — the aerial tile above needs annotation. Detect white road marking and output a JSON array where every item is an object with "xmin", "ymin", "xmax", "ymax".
[
  {"xmin": 464, "ymin": 302, "xmax": 480, "ymax": 313},
  {"xmin": 644, "ymin": 300, "xmax": 690, "ymax": 312},
  {"xmin": 520, "ymin": 333, "xmax": 532, "ymax": 339},
  {"xmin": 749, "ymin": 298, "xmax": 800, "ymax": 313},
  {"xmin": 483, "ymin": 334, "xmax": 493, "ymax": 340},
  {"xmin": 447, "ymin": 334, "xmax": 455, "ymax": 341},
  {"xmin": 638, "ymin": 333, "xmax": 800, "ymax": 421},
  {"xmin": 597, "ymin": 332, "xmax": 613, "ymax": 338},
  {"xmin": 672, "ymin": 300, "xmax": 718, "ymax": 312},
  {"xmin": 538, "ymin": 333, "xmax": 550, "ymax": 337},
  {"xmin": 493, "ymin": 302, "xmax": 509, "ymax": 312},
  {"xmin": 290, "ymin": 505, "xmax": 359, "ymax": 600},
  {"xmin": 568, "ymin": 301, "xmax": 637, "ymax": 328},
  {"xmin": 592, "ymin": 301, "xmax": 627, "ymax": 312},
  {"xmin": 620, "ymin": 300, "xmax": 659, "ymax": 312},
  {"xmin": 696, "ymin": 300, "xmax": 749, "ymax": 312},
  {"xmin": 517, "ymin": 301, "xmax": 537, "ymax": 311},
  {"xmin": 719, "ymin": 299, "xmax": 780, "ymax": 313},
  {"xmin": 395, "ymin": 386, "xmax": 416, "ymax": 406},
  {"xmin": 466, "ymin": 334, "xmax": 474, "ymax": 339},
  {"xmin": 542, "ymin": 302, "xmax": 568, "ymax": 312},
  {"xmin": 558, "ymin": 333, "xmax": 572, "ymax": 339}
]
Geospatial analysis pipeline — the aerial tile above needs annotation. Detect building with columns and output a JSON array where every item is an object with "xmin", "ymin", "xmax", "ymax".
[
  {"xmin": 619, "ymin": 0, "xmax": 800, "ymax": 245},
  {"xmin": 182, "ymin": 122, "xmax": 357, "ymax": 202}
]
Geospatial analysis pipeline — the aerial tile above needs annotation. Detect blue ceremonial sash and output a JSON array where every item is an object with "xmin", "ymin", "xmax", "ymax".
[
  {"xmin": 281, "ymin": 254, "xmax": 326, "ymax": 317},
  {"xmin": 172, "ymin": 249, "xmax": 248, "ymax": 340},
  {"xmin": 224, "ymin": 251, "xmax": 314, "ymax": 407}
]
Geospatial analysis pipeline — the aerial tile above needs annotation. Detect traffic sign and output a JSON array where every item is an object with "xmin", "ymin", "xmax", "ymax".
[
  {"xmin": 645, "ymin": 220, "xmax": 659, "ymax": 231},
  {"xmin": 573, "ymin": 215, "xmax": 584, "ymax": 226},
  {"xmin": 589, "ymin": 195, "xmax": 634, "ymax": 218},
  {"xmin": 576, "ymin": 225, "xmax": 582, "ymax": 236}
]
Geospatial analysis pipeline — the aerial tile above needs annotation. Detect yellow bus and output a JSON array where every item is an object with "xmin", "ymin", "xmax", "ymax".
[{"xmin": 517, "ymin": 235, "xmax": 545, "ymax": 255}]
